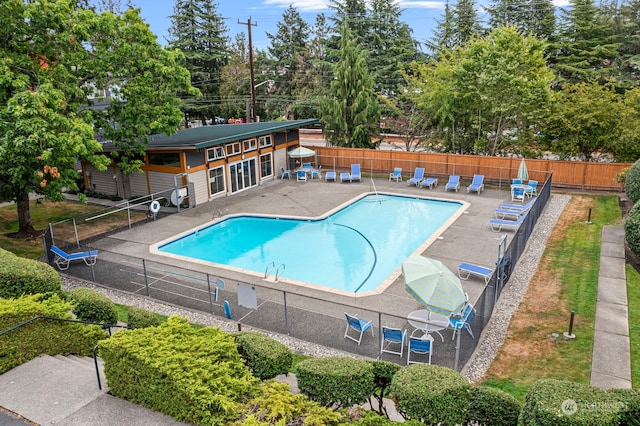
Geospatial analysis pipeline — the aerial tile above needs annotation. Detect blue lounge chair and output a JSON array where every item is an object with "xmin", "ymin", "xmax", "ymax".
[
  {"xmin": 458, "ymin": 262, "xmax": 493, "ymax": 284},
  {"xmin": 467, "ymin": 174, "xmax": 485, "ymax": 194},
  {"xmin": 280, "ymin": 167, "xmax": 291, "ymax": 180},
  {"xmin": 489, "ymin": 214, "xmax": 526, "ymax": 232},
  {"xmin": 344, "ymin": 312, "xmax": 374, "ymax": 345},
  {"xmin": 407, "ymin": 334, "xmax": 434, "ymax": 365},
  {"xmin": 340, "ymin": 172, "xmax": 351, "ymax": 183},
  {"xmin": 407, "ymin": 167, "xmax": 425, "ymax": 186},
  {"xmin": 445, "ymin": 175, "xmax": 460, "ymax": 192},
  {"xmin": 494, "ymin": 208, "xmax": 527, "ymax": 220},
  {"xmin": 420, "ymin": 177, "xmax": 438, "ymax": 189},
  {"xmin": 449, "ymin": 303, "xmax": 476, "ymax": 339},
  {"xmin": 389, "ymin": 167, "xmax": 402, "ymax": 182},
  {"xmin": 325, "ymin": 170, "xmax": 336, "ymax": 182},
  {"xmin": 499, "ymin": 198, "xmax": 535, "ymax": 212},
  {"xmin": 223, "ymin": 300, "xmax": 232, "ymax": 319},
  {"xmin": 350, "ymin": 164, "xmax": 361, "ymax": 182},
  {"xmin": 381, "ymin": 326, "xmax": 407, "ymax": 357},
  {"xmin": 50, "ymin": 245, "xmax": 98, "ymax": 270}
]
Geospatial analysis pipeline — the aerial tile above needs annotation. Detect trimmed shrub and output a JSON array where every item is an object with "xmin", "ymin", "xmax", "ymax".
[
  {"xmin": 99, "ymin": 316, "xmax": 258, "ymax": 425},
  {"xmin": 0, "ymin": 294, "xmax": 107, "ymax": 374},
  {"xmin": 625, "ymin": 201, "xmax": 640, "ymax": 257},
  {"xmin": 233, "ymin": 331, "xmax": 293, "ymax": 380},
  {"xmin": 390, "ymin": 364, "xmax": 471, "ymax": 424},
  {"xmin": 625, "ymin": 159, "xmax": 640, "ymax": 204},
  {"xmin": 69, "ymin": 288, "xmax": 118, "ymax": 324},
  {"xmin": 368, "ymin": 360, "xmax": 401, "ymax": 417},
  {"xmin": 519, "ymin": 379, "xmax": 625, "ymax": 425},
  {"xmin": 609, "ymin": 388, "xmax": 640, "ymax": 425},
  {"xmin": 296, "ymin": 356, "xmax": 375, "ymax": 408},
  {"xmin": 466, "ymin": 385, "xmax": 521, "ymax": 426},
  {"xmin": 0, "ymin": 248, "xmax": 61, "ymax": 299},
  {"xmin": 126, "ymin": 307, "xmax": 160, "ymax": 329}
]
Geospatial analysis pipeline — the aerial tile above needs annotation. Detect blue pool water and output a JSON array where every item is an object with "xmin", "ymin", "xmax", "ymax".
[{"xmin": 158, "ymin": 194, "xmax": 463, "ymax": 293}]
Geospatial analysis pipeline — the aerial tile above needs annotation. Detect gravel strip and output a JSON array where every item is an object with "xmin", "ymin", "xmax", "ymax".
[{"xmin": 61, "ymin": 193, "xmax": 570, "ymax": 375}]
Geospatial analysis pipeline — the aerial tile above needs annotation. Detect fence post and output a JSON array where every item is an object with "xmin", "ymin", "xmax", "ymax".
[
  {"xmin": 283, "ymin": 291, "xmax": 289, "ymax": 335},
  {"xmin": 206, "ymin": 274, "xmax": 213, "ymax": 314},
  {"xmin": 127, "ymin": 200, "xmax": 132, "ymax": 229},
  {"xmin": 73, "ymin": 218, "xmax": 80, "ymax": 248},
  {"xmin": 142, "ymin": 259, "xmax": 150, "ymax": 296}
]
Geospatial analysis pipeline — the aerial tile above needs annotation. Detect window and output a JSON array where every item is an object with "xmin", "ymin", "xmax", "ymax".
[
  {"xmin": 259, "ymin": 135, "xmax": 272, "ymax": 148},
  {"xmin": 209, "ymin": 166, "xmax": 226, "ymax": 196},
  {"xmin": 243, "ymin": 138, "xmax": 257, "ymax": 152},
  {"xmin": 207, "ymin": 146, "xmax": 225, "ymax": 161},
  {"xmin": 260, "ymin": 153, "xmax": 273, "ymax": 178},
  {"xmin": 147, "ymin": 152, "xmax": 180, "ymax": 167},
  {"xmin": 226, "ymin": 142, "xmax": 241, "ymax": 157}
]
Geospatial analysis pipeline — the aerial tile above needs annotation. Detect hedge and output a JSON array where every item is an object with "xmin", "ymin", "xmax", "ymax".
[
  {"xmin": 126, "ymin": 307, "xmax": 161, "ymax": 329},
  {"xmin": 233, "ymin": 331, "xmax": 293, "ymax": 380},
  {"xmin": 99, "ymin": 316, "xmax": 258, "ymax": 425},
  {"xmin": 466, "ymin": 386, "xmax": 522, "ymax": 425},
  {"xmin": 368, "ymin": 360, "xmax": 401, "ymax": 418},
  {"xmin": 69, "ymin": 287, "xmax": 118, "ymax": 324},
  {"xmin": 0, "ymin": 248, "xmax": 61, "ymax": 299},
  {"xmin": 0, "ymin": 294, "xmax": 107, "ymax": 374},
  {"xmin": 296, "ymin": 357, "xmax": 375, "ymax": 409},
  {"xmin": 390, "ymin": 364, "xmax": 471, "ymax": 424},
  {"xmin": 624, "ymin": 201, "xmax": 640, "ymax": 257},
  {"xmin": 625, "ymin": 158, "xmax": 640, "ymax": 204}
]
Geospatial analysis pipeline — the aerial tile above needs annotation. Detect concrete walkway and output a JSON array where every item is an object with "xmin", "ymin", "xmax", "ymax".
[{"xmin": 590, "ymin": 226, "xmax": 632, "ymax": 389}]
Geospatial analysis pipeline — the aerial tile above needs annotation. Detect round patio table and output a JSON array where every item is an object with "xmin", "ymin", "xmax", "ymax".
[{"xmin": 407, "ymin": 309, "xmax": 450, "ymax": 342}]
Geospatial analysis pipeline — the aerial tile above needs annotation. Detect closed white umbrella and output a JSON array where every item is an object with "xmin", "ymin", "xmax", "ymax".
[{"xmin": 517, "ymin": 158, "xmax": 529, "ymax": 182}]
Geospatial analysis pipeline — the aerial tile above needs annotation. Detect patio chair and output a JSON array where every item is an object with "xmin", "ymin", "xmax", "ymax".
[
  {"xmin": 499, "ymin": 198, "xmax": 535, "ymax": 212},
  {"xmin": 458, "ymin": 262, "xmax": 493, "ymax": 285},
  {"xmin": 494, "ymin": 207, "xmax": 527, "ymax": 220},
  {"xmin": 407, "ymin": 334, "xmax": 434, "ymax": 365},
  {"xmin": 445, "ymin": 175, "xmax": 460, "ymax": 192},
  {"xmin": 419, "ymin": 177, "xmax": 438, "ymax": 189},
  {"xmin": 526, "ymin": 180, "xmax": 538, "ymax": 197},
  {"xmin": 280, "ymin": 167, "xmax": 291, "ymax": 180},
  {"xmin": 340, "ymin": 172, "xmax": 351, "ymax": 183},
  {"xmin": 325, "ymin": 170, "xmax": 336, "ymax": 182},
  {"xmin": 449, "ymin": 302, "xmax": 476, "ymax": 339},
  {"xmin": 344, "ymin": 312, "xmax": 374, "ymax": 345},
  {"xmin": 350, "ymin": 164, "xmax": 361, "ymax": 182},
  {"xmin": 511, "ymin": 186, "xmax": 525, "ymax": 202},
  {"xmin": 389, "ymin": 167, "xmax": 403, "ymax": 182},
  {"xmin": 407, "ymin": 167, "xmax": 425, "ymax": 186},
  {"xmin": 489, "ymin": 214, "xmax": 526, "ymax": 232},
  {"xmin": 381, "ymin": 326, "xmax": 407, "ymax": 357},
  {"xmin": 311, "ymin": 166, "xmax": 322, "ymax": 180},
  {"xmin": 512, "ymin": 178, "xmax": 522, "ymax": 185},
  {"xmin": 296, "ymin": 170, "xmax": 307, "ymax": 182},
  {"xmin": 50, "ymin": 245, "xmax": 98, "ymax": 270},
  {"xmin": 466, "ymin": 174, "xmax": 485, "ymax": 194}
]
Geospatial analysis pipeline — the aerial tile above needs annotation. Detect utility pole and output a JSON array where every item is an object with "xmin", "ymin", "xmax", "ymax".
[{"xmin": 238, "ymin": 17, "xmax": 257, "ymax": 122}]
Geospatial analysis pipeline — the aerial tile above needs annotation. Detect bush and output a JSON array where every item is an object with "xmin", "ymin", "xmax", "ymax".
[
  {"xmin": 126, "ymin": 307, "xmax": 161, "ymax": 329},
  {"xmin": 69, "ymin": 288, "xmax": 118, "ymax": 324},
  {"xmin": 625, "ymin": 159, "xmax": 640, "ymax": 204},
  {"xmin": 233, "ymin": 331, "xmax": 293, "ymax": 380},
  {"xmin": 99, "ymin": 316, "xmax": 258, "ymax": 425},
  {"xmin": 368, "ymin": 360, "xmax": 401, "ymax": 418},
  {"xmin": 0, "ymin": 294, "xmax": 107, "ymax": 374},
  {"xmin": 296, "ymin": 356, "xmax": 375, "ymax": 409},
  {"xmin": 390, "ymin": 364, "xmax": 471, "ymax": 424},
  {"xmin": 466, "ymin": 386, "xmax": 521, "ymax": 426},
  {"xmin": 624, "ymin": 201, "xmax": 640, "ymax": 257},
  {"xmin": 0, "ymin": 248, "xmax": 61, "ymax": 299}
]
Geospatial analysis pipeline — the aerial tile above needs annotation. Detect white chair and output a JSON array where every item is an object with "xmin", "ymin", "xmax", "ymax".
[
  {"xmin": 344, "ymin": 313, "xmax": 374, "ymax": 345},
  {"xmin": 389, "ymin": 167, "xmax": 402, "ymax": 182},
  {"xmin": 280, "ymin": 167, "xmax": 291, "ymax": 180},
  {"xmin": 296, "ymin": 170, "xmax": 307, "ymax": 182},
  {"xmin": 311, "ymin": 166, "xmax": 322, "ymax": 180},
  {"xmin": 381, "ymin": 326, "xmax": 407, "ymax": 357},
  {"xmin": 407, "ymin": 334, "xmax": 434, "ymax": 365}
]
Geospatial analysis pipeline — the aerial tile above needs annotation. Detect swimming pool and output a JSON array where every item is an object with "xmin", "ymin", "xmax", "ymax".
[{"xmin": 154, "ymin": 193, "xmax": 466, "ymax": 294}]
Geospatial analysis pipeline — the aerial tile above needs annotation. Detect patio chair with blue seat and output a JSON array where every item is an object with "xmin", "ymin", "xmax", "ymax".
[
  {"xmin": 280, "ymin": 167, "xmax": 291, "ymax": 180},
  {"xmin": 458, "ymin": 262, "xmax": 493, "ymax": 285},
  {"xmin": 325, "ymin": 170, "xmax": 336, "ymax": 182},
  {"xmin": 344, "ymin": 312, "xmax": 374, "ymax": 345},
  {"xmin": 407, "ymin": 333, "xmax": 434, "ymax": 365},
  {"xmin": 50, "ymin": 245, "xmax": 98, "ymax": 270},
  {"xmin": 389, "ymin": 167, "xmax": 403, "ymax": 182},
  {"xmin": 296, "ymin": 170, "xmax": 307, "ymax": 182},
  {"xmin": 449, "ymin": 302, "xmax": 476, "ymax": 340},
  {"xmin": 466, "ymin": 174, "xmax": 485, "ymax": 194},
  {"xmin": 311, "ymin": 166, "xmax": 322, "ymax": 180},
  {"xmin": 381, "ymin": 326, "xmax": 407, "ymax": 357},
  {"xmin": 512, "ymin": 178, "xmax": 522, "ymax": 185},
  {"xmin": 511, "ymin": 186, "xmax": 525, "ymax": 202},
  {"xmin": 407, "ymin": 167, "xmax": 425, "ymax": 186},
  {"xmin": 350, "ymin": 163, "xmax": 362, "ymax": 182},
  {"xmin": 420, "ymin": 177, "xmax": 438, "ymax": 189},
  {"xmin": 489, "ymin": 214, "xmax": 527, "ymax": 232},
  {"xmin": 445, "ymin": 175, "xmax": 460, "ymax": 192},
  {"xmin": 340, "ymin": 171, "xmax": 351, "ymax": 183},
  {"xmin": 223, "ymin": 300, "xmax": 232, "ymax": 319},
  {"xmin": 525, "ymin": 180, "xmax": 538, "ymax": 197}
]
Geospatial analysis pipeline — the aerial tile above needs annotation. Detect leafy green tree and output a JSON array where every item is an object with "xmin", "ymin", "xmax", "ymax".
[
  {"xmin": 611, "ymin": 88, "xmax": 640, "ymax": 161},
  {"xmin": 542, "ymin": 81, "xmax": 623, "ymax": 160},
  {"xmin": 218, "ymin": 33, "xmax": 250, "ymax": 120},
  {"xmin": 168, "ymin": 0, "xmax": 229, "ymax": 126},
  {"xmin": 320, "ymin": 25, "xmax": 381, "ymax": 148}
]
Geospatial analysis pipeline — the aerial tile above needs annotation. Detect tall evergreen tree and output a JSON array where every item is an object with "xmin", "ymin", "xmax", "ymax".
[
  {"xmin": 328, "ymin": 0, "xmax": 369, "ymax": 48},
  {"xmin": 486, "ymin": 0, "xmax": 555, "ymax": 40},
  {"xmin": 550, "ymin": 0, "xmax": 621, "ymax": 85},
  {"xmin": 320, "ymin": 25, "xmax": 381, "ymax": 148},
  {"xmin": 425, "ymin": 1, "xmax": 457, "ymax": 57},
  {"xmin": 452, "ymin": 0, "xmax": 483, "ymax": 46},
  {"xmin": 528, "ymin": 0, "xmax": 556, "ymax": 40},
  {"xmin": 168, "ymin": 0, "xmax": 229, "ymax": 125},
  {"xmin": 616, "ymin": 0, "xmax": 640, "ymax": 87}
]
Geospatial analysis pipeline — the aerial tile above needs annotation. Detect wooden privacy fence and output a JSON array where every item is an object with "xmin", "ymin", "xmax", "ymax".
[{"xmin": 311, "ymin": 147, "xmax": 630, "ymax": 191}]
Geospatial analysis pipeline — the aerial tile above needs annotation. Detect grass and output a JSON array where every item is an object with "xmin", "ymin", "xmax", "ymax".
[
  {"xmin": 628, "ymin": 264, "xmax": 640, "ymax": 387},
  {"xmin": 480, "ymin": 195, "xmax": 623, "ymax": 401}
]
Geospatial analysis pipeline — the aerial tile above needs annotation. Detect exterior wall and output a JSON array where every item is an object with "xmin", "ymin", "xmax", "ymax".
[
  {"xmin": 128, "ymin": 171, "xmax": 148, "ymax": 197},
  {"xmin": 189, "ymin": 169, "xmax": 209, "ymax": 205},
  {"xmin": 148, "ymin": 171, "xmax": 179, "ymax": 194}
]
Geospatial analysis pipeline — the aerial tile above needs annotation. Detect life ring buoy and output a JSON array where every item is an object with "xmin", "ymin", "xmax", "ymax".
[{"xmin": 149, "ymin": 201, "xmax": 161, "ymax": 214}]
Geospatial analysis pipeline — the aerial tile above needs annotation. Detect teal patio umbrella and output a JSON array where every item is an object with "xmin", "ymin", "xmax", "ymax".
[
  {"xmin": 402, "ymin": 256, "xmax": 466, "ymax": 316},
  {"xmin": 517, "ymin": 158, "xmax": 529, "ymax": 182}
]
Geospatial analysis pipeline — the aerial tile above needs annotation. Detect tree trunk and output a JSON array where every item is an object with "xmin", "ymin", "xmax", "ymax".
[{"xmin": 16, "ymin": 192, "xmax": 37, "ymax": 238}]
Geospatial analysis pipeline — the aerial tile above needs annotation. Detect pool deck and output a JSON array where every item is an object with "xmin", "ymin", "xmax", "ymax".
[{"xmin": 83, "ymin": 176, "xmax": 544, "ymax": 368}]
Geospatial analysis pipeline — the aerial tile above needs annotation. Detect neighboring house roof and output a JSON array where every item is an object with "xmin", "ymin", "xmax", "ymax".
[{"xmin": 100, "ymin": 119, "xmax": 319, "ymax": 152}]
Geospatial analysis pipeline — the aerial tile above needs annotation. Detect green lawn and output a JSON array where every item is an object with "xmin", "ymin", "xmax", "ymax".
[{"xmin": 628, "ymin": 264, "xmax": 640, "ymax": 387}]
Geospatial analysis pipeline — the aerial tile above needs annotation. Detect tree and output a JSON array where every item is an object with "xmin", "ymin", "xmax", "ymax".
[
  {"xmin": 452, "ymin": 0, "xmax": 484, "ymax": 47},
  {"xmin": 218, "ymin": 33, "xmax": 250, "ymax": 120},
  {"xmin": 486, "ymin": 0, "xmax": 555, "ymax": 39},
  {"xmin": 616, "ymin": 0, "xmax": 640, "ymax": 87},
  {"xmin": 425, "ymin": 1, "xmax": 457, "ymax": 58},
  {"xmin": 320, "ymin": 25, "xmax": 381, "ymax": 148},
  {"xmin": 168, "ymin": 0, "xmax": 229, "ymax": 126},
  {"xmin": 0, "ymin": 1, "xmax": 196, "ymax": 237}
]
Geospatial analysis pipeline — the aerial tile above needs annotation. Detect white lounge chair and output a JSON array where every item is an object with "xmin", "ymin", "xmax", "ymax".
[
  {"xmin": 489, "ymin": 214, "xmax": 526, "ymax": 232},
  {"xmin": 467, "ymin": 174, "xmax": 485, "ymax": 194},
  {"xmin": 420, "ymin": 177, "xmax": 438, "ymax": 189},
  {"xmin": 445, "ymin": 175, "xmax": 460, "ymax": 192},
  {"xmin": 50, "ymin": 245, "xmax": 98, "ymax": 270},
  {"xmin": 407, "ymin": 168, "xmax": 425, "ymax": 186},
  {"xmin": 458, "ymin": 262, "xmax": 493, "ymax": 284}
]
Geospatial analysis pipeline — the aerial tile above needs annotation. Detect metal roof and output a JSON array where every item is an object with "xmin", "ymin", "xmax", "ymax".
[{"xmin": 100, "ymin": 119, "xmax": 319, "ymax": 151}]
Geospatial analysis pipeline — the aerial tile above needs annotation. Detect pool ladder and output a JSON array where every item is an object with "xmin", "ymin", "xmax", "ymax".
[{"xmin": 264, "ymin": 261, "xmax": 285, "ymax": 282}]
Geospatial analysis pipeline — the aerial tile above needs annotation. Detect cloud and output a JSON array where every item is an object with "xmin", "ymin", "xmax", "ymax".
[{"xmin": 262, "ymin": 0, "xmax": 330, "ymax": 11}]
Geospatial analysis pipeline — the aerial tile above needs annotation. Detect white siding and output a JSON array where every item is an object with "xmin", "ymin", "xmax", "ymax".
[
  {"xmin": 128, "ymin": 171, "xmax": 148, "ymax": 197},
  {"xmin": 189, "ymin": 169, "xmax": 209, "ymax": 206},
  {"xmin": 148, "ymin": 171, "xmax": 178, "ymax": 194}
]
